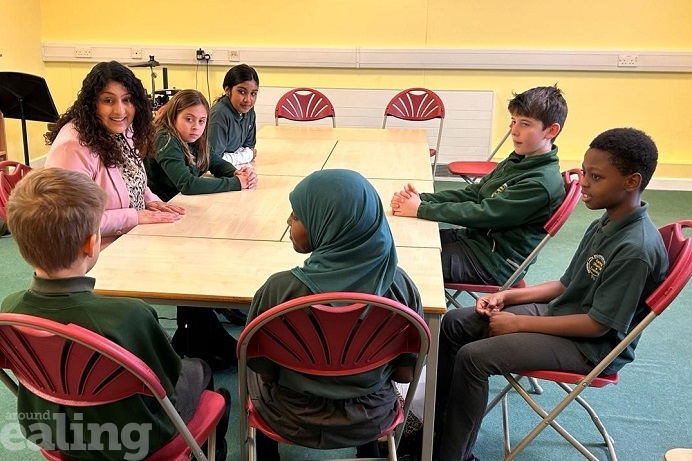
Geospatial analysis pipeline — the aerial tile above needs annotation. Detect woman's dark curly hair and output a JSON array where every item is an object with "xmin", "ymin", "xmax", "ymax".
[{"xmin": 45, "ymin": 61, "xmax": 154, "ymax": 168}]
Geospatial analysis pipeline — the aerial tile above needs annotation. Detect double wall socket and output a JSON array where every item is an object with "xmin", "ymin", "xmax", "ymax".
[
  {"xmin": 229, "ymin": 50, "xmax": 240, "ymax": 62},
  {"xmin": 617, "ymin": 54, "xmax": 639, "ymax": 67},
  {"xmin": 74, "ymin": 46, "xmax": 92, "ymax": 58},
  {"xmin": 196, "ymin": 48, "xmax": 212, "ymax": 61}
]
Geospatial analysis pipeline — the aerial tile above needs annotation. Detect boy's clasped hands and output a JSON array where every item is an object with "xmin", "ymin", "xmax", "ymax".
[
  {"xmin": 236, "ymin": 165, "xmax": 258, "ymax": 189},
  {"xmin": 390, "ymin": 182, "xmax": 422, "ymax": 216},
  {"xmin": 475, "ymin": 292, "xmax": 521, "ymax": 336}
]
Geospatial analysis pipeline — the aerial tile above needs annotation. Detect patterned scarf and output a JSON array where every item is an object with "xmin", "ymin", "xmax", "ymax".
[{"xmin": 114, "ymin": 133, "xmax": 146, "ymax": 210}]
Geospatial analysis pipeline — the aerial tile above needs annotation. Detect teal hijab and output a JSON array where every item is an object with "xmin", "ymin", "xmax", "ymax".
[{"xmin": 289, "ymin": 169, "xmax": 398, "ymax": 295}]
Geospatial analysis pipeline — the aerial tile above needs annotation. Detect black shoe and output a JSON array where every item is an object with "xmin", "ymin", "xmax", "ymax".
[{"xmin": 216, "ymin": 308, "xmax": 248, "ymax": 326}]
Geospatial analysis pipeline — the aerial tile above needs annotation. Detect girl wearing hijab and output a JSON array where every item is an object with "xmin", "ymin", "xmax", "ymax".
[{"xmin": 246, "ymin": 169, "xmax": 422, "ymax": 460}]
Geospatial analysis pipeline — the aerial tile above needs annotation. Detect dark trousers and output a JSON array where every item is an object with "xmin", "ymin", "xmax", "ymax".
[{"xmin": 435, "ymin": 304, "xmax": 594, "ymax": 461}]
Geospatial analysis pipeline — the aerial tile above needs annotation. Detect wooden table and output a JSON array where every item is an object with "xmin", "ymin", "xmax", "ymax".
[
  {"xmin": 129, "ymin": 175, "xmax": 300, "ymax": 241},
  {"xmin": 324, "ymin": 140, "xmax": 433, "ymax": 180},
  {"xmin": 253, "ymin": 137, "xmax": 337, "ymax": 176},
  {"xmin": 91, "ymin": 236, "xmax": 445, "ymax": 312},
  {"xmin": 91, "ymin": 125, "xmax": 444, "ymax": 461}
]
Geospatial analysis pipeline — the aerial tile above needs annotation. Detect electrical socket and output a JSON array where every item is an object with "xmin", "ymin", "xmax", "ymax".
[
  {"xmin": 131, "ymin": 48, "xmax": 143, "ymax": 59},
  {"xmin": 617, "ymin": 54, "xmax": 639, "ymax": 67},
  {"xmin": 74, "ymin": 46, "xmax": 92, "ymax": 58},
  {"xmin": 196, "ymin": 48, "xmax": 211, "ymax": 61},
  {"xmin": 229, "ymin": 50, "xmax": 240, "ymax": 62}
]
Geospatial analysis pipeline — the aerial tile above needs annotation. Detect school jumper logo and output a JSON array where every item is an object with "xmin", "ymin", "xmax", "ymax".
[
  {"xmin": 586, "ymin": 254, "xmax": 606, "ymax": 280},
  {"xmin": 492, "ymin": 183, "xmax": 508, "ymax": 197}
]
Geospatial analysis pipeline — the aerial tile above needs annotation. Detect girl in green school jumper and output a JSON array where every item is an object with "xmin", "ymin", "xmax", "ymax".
[{"xmin": 145, "ymin": 89, "xmax": 256, "ymax": 201}]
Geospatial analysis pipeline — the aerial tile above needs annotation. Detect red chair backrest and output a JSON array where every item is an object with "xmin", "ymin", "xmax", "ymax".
[
  {"xmin": 648, "ymin": 220, "xmax": 692, "ymax": 315},
  {"xmin": 237, "ymin": 292, "xmax": 430, "ymax": 377},
  {"xmin": 544, "ymin": 168, "xmax": 583, "ymax": 236},
  {"xmin": 275, "ymin": 88, "xmax": 336, "ymax": 123},
  {"xmin": 0, "ymin": 160, "xmax": 32, "ymax": 221},
  {"xmin": 384, "ymin": 87, "xmax": 445, "ymax": 122},
  {"xmin": 0, "ymin": 313, "xmax": 164, "ymax": 406}
]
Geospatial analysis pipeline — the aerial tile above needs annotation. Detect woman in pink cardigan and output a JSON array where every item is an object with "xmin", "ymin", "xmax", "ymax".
[{"xmin": 45, "ymin": 61, "xmax": 184, "ymax": 247}]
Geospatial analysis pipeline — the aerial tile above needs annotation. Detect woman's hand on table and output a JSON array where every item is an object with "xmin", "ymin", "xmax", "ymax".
[
  {"xmin": 137, "ymin": 209, "xmax": 182, "ymax": 224},
  {"xmin": 146, "ymin": 200, "xmax": 186, "ymax": 215}
]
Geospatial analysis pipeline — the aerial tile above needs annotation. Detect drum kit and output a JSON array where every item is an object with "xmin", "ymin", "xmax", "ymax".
[{"xmin": 128, "ymin": 55, "xmax": 179, "ymax": 111}]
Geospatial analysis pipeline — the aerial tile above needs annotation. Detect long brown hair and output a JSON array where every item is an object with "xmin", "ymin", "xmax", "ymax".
[
  {"xmin": 154, "ymin": 89, "xmax": 211, "ymax": 173},
  {"xmin": 45, "ymin": 61, "xmax": 154, "ymax": 168}
]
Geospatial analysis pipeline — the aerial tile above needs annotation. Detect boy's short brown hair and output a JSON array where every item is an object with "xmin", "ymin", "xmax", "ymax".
[
  {"xmin": 508, "ymin": 84, "xmax": 568, "ymax": 138},
  {"xmin": 7, "ymin": 168, "xmax": 107, "ymax": 273}
]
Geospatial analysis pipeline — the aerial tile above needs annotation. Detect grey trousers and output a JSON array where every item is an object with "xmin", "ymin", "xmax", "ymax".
[{"xmin": 435, "ymin": 304, "xmax": 594, "ymax": 461}]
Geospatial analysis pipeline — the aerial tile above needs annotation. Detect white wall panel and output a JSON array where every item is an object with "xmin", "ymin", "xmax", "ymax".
[{"xmin": 255, "ymin": 87, "xmax": 495, "ymax": 166}]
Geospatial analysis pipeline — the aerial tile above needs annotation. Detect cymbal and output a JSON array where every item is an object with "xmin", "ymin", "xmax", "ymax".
[{"xmin": 128, "ymin": 59, "xmax": 160, "ymax": 68}]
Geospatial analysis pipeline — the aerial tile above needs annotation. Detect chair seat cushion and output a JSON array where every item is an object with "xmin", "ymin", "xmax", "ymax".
[
  {"xmin": 519, "ymin": 370, "xmax": 619, "ymax": 388},
  {"xmin": 448, "ymin": 161, "xmax": 498, "ymax": 177}
]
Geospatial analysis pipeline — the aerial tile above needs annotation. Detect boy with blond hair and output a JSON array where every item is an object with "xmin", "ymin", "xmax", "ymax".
[{"xmin": 1, "ymin": 168, "xmax": 229, "ymax": 460}]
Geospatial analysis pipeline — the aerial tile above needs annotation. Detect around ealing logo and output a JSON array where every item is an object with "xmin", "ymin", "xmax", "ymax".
[{"xmin": 1, "ymin": 412, "xmax": 152, "ymax": 460}]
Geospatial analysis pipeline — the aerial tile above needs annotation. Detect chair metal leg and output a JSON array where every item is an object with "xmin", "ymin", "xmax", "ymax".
[
  {"xmin": 527, "ymin": 377, "xmax": 543, "ymax": 394},
  {"xmin": 444, "ymin": 290, "xmax": 464, "ymax": 309},
  {"xmin": 248, "ymin": 426, "xmax": 256, "ymax": 461},
  {"xmin": 501, "ymin": 392, "xmax": 511, "ymax": 457},
  {"xmin": 485, "ymin": 381, "xmax": 514, "ymax": 416},
  {"xmin": 486, "ymin": 376, "xmax": 541, "ymax": 417},
  {"xmin": 207, "ymin": 431, "xmax": 217, "ymax": 461},
  {"xmin": 444, "ymin": 290, "xmax": 479, "ymax": 309},
  {"xmin": 556, "ymin": 382, "xmax": 618, "ymax": 461},
  {"xmin": 503, "ymin": 374, "xmax": 607, "ymax": 461},
  {"xmin": 387, "ymin": 433, "xmax": 397, "ymax": 461}
]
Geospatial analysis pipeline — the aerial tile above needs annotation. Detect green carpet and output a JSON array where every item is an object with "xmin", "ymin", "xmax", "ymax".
[{"xmin": 0, "ymin": 186, "xmax": 691, "ymax": 460}]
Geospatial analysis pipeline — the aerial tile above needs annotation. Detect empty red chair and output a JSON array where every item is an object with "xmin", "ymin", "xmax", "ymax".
[
  {"xmin": 382, "ymin": 88, "xmax": 445, "ymax": 175},
  {"xmin": 274, "ymin": 88, "xmax": 336, "ymax": 127}
]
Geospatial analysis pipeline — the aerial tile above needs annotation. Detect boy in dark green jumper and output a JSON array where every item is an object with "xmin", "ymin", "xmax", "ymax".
[
  {"xmin": 391, "ymin": 85, "xmax": 567, "ymax": 285},
  {"xmin": 1, "ymin": 168, "xmax": 230, "ymax": 460}
]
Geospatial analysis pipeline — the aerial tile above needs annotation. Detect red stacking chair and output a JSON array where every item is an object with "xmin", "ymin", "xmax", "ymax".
[
  {"xmin": 488, "ymin": 220, "xmax": 692, "ymax": 461},
  {"xmin": 447, "ymin": 128, "xmax": 511, "ymax": 184},
  {"xmin": 0, "ymin": 160, "xmax": 32, "ymax": 221},
  {"xmin": 274, "ymin": 88, "xmax": 336, "ymax": 127},
  {"xmin": 445, "ymin": 169, "xmax": 583, "ymax": 309},
  {"xmin": 382, "ymin": 88, "xmax": 445, "ymax": 175},
  {"xmin": 0, "ymin": 314, "xmax": 225, "ymax": 461},
  {"xmin": 236, "ymin": 292, "xmax": 431, "ymax": 461}
]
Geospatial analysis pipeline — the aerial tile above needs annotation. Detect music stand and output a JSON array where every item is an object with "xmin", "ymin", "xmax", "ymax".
[{"xmin": 0, "ymin": 72, "xmax": 59, "ymax": 166}]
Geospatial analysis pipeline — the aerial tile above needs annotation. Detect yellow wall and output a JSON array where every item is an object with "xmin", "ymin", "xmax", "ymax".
[
  {"xmin": 0, "ymin": 0, "xmax": 47, "ymax": 162},
  {"xmin": 7, "ymin": 0, "xmax": 692, "ymax": 166}
]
